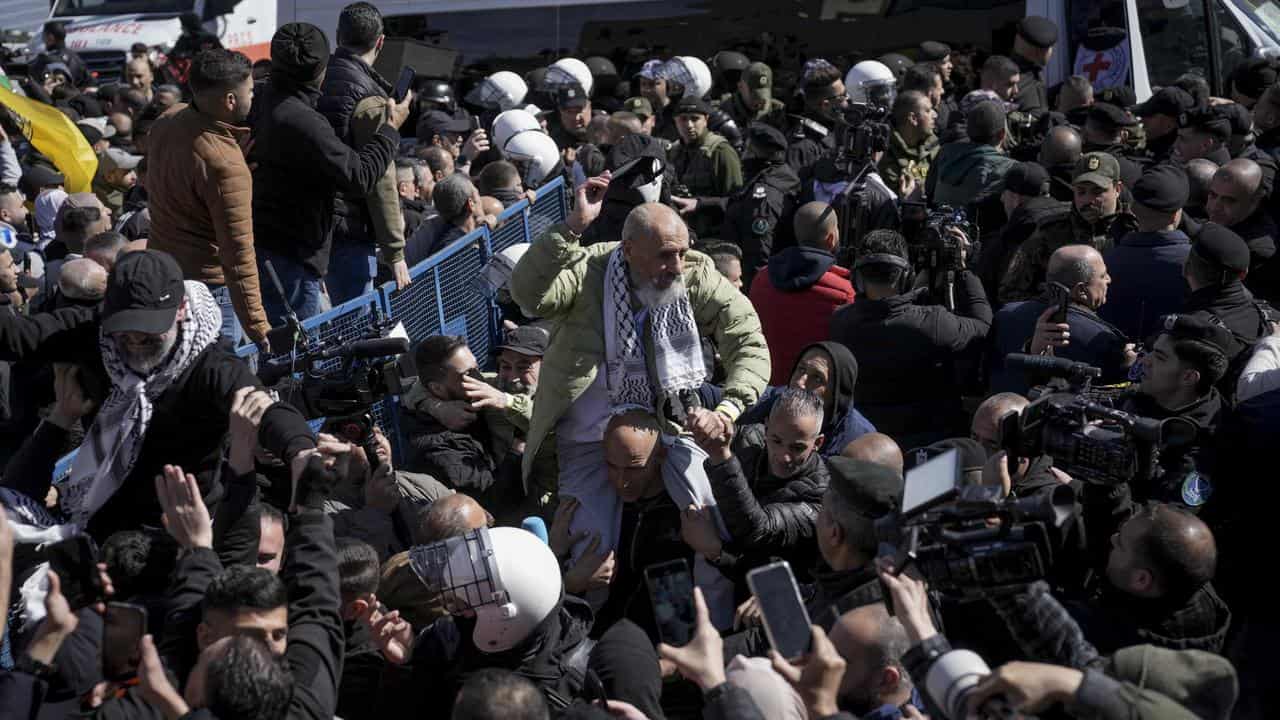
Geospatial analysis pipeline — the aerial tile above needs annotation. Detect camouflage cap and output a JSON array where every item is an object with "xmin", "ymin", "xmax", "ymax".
[
  {"xmin": 622, "ymin": 96, "xmax": 654, "ymax": 119},
  {"xmin": 1073, "ymin": 151, "xmax": 1121, "ymax": 188},
  {"xmin": 742, "ymin": 62, "xmax": 773, "ymax": 103}
]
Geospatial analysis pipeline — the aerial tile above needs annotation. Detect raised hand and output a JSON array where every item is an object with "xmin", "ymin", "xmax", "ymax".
[{"xmin": 155, "ymin": 465, "xmax": 212, "ymax": 550}]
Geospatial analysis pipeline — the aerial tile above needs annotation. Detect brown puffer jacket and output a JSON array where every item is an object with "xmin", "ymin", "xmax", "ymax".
[{"xmin": 147, "ymin": 103, "xmax": 270, "ymax": 343}]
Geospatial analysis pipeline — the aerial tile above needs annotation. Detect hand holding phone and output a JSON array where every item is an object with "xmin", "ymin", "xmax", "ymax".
[
  {"xmin": 392, "ymin": 66, "xmax": 416, "ymax": 103},
  {"xmin": 748, "ymin": 561, "xmax": 812, "ymax": 661},
  {"xmin": 644, "ymin": 559, "xmax": 696, "ymax": 647},
  {"xmin": 654, "ymin": 585, "xmax": 727, "ymax": 690},
  {"xmin": 1047, "ymin": 281, "xmax": 1071, "ymax": 324},
  {"xmin": 103, "ymin": 602, "xmax": 147, "ymax": 680}
]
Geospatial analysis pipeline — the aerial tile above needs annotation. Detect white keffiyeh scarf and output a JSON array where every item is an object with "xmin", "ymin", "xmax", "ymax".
[
  {"xmin": 60, "ymin": 281, "xmax": 222, "ymax": 529},
  {"xmin": 603, "ymin": 247, "xmax": 705, "ymax": 414}
]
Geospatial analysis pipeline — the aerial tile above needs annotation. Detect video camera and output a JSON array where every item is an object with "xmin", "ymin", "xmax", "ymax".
[
  {"xmin": 1000, "ymin": 354, "xmax": 1198, "ymax": 487},
  {"xmin": 833, "ymin": 102, "xmax": 892, "ymax": 176},
  {"xmin": 259, "ymin": 262, "xmax": 410, "ymax": 469},
  {"xmin": 876, "ymin": 449, "xmax": 1077, "ymax": 599}
]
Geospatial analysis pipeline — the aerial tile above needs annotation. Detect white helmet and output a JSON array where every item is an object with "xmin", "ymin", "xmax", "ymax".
[
  {"xmin": 504, "ymin": 130, "xmax": 562, "ymax": 188},
  {"xmin": 544, "ymin": 57, "xmax": 593, "ymax": 96},
  {"xmin": 660, "ymin": 56, "xmax": 713, "ymax": 100},
  {"xmin": 845, "ymin": 60, "xmax": 897, "ymax": 107},
  {"xmin": 492, "ymin": 109, "xmax": 542, "ymax": 152},
  {"xmin": 479, "ymin": 243, "xmax": 530, "ymax": 298},
  {"xmin": 409, "ymin": 527, "xmax": 561, "ymax": 653},
  {"xmin": 465, "ymin": 71, "xmax": 528, "ymax": 112}
]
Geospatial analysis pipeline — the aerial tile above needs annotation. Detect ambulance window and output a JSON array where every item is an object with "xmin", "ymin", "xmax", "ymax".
[
  {"xmin": 1135, "ymin": 0, "xmax": 1214, "ymax": 89},
  {"xmin": 1213, "ymin": 0, "xmax": 1253, "ymax": 84},
  {"xmin": 1067, "ymin": 0, "xmax": 1133, "ymax": 91}
]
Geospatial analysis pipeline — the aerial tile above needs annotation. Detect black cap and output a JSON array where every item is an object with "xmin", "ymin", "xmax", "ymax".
[
  {"xmin": 102, "ymin": 250, "xmax": 186, "ymax": 335},
  {"xmin": 23, "ymin": 164, "xmax": 64, "ymax": 190},
  {"xmin": 270, "ymin": 23, "xmax": 329, "ymax": 83},
  {"xmin": 1182, "ymin": 107, "xmax": 1231, "ymax": 140},
  {"xmin": 1017, "ymin": 16, "xmax": 1060, "ymax": 49},
  {"xmin": 1192, "ymin": 222, "xmax": 1251, "ymax": 274},
  {"xmin": 1002, "ymin": 161, "xmax": 1050, "ymax": 197},
  {"xmin": 1132, "ymin": 164, "xmax": 1190, "ymax": 212},
  {"xmin": 1156, "ymin": 314, "xmax": 1234, "ymax": 358},
  {"xmin": 906, "ymin": 438, "xmax": 988, "ymax": 473},
  {"xmin": 826, "ymin": 456, "xmax": 904, "ymax": 519},
  {"xmin": 557, "ymin": 82, "xmax": 589, "ymax": 110},
  {"xmin": 673, "ymin": 95, "xmax": 711, "ymax": 116},
  {"xmin": 1096, "ymin": 85, "xmax": 1137, "ymax": 109},
  {"xmin": 78, "ymin": 123, "xmax": 102, "ymax": 146},
  {"xmin": 1088, "ymin": 102, "xmax": 1139, "ymax": 131},
  {"xmin": 919, "ymin": 41, "xmax": 951, "ymax": 61},
  {"xmin": 494, "ymin": 325, "xmax": 549, "ymax": 357},
  {"xmin": 417, "ymin": 110, "xmax": 471, "ymax": 140},
  {"xmin": 747, "ymin": 121, "xmax": 788, "ymax": 154},
  {"xmin": 1134, "ymin": 86, "xmax": 1196, "ymax": 119},
  {"xmin": 878, "ymin": 53, "xmax": 914, "ymax": 80},
  {"xmin": 1217, "ymin": 102, "xmax": 1252, "ymax": 136}
]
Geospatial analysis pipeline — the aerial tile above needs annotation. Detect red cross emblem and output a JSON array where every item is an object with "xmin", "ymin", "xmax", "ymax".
[{"xmin": 1083, "ymin": 52, "xmax": 1112, "ymax": 82}]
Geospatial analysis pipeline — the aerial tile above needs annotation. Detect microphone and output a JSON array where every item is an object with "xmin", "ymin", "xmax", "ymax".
[
  {"xmin": 1005, "ymin": 353, "xmax": 1101, "ymax": 379},
  {"xmin": 319, "ymin": 337, "xmax": 410, "ymax": 361}
]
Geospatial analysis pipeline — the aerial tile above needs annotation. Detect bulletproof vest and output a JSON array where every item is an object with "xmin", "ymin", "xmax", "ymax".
[{"xmin": 672, "ymin": 131, "xmax": 730, "ymax": 196}]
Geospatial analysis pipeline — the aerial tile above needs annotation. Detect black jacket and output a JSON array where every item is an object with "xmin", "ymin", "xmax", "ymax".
[
  {"xmin": 250, "ymin": 74, "xmax": 399, "ymax": 277},
  {"xmin": 0, "ymin": 305, "xmax": 314, "ymax": 541},
  {"xmin": 1012, "ymin": 54, "xmax": 1048, "ymax": 113},
  {"xmin": 830, "ymin": 271, "xmax": 992, "ymax": 444},
  {"xmin": 786, "ymin": 114, "xmax": 837, "ymax": 185},
  {"xmin": 401, "ymin": 597, "xmax": 594, "ymax": 714},
  {"xmin": 1115, "ymin": 389, "xmax": 1222, "ymax": 509},
  {"xmin": 722, "ymin": 160, "xmax": 801, "ymax": 283},
  {"xmin": 705, "ymin": 424, "xmax": 828, "ymax": 586},
  {"xmin": 976, "ymin": 195, "xmax": 1068, "ymax": 304},
  {"xmin": 319, "ymin": 47, "xmax": 394, "ymax": 250},
  {"xmin": 989, "ymin": 297, "xmax": 1131, "ymax": 394},
  {"xmin": 1182, "ymin": 281, "xmax": 1276, "ymax": 371}
]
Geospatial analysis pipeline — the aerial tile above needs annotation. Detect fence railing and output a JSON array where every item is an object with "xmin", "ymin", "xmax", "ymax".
[{"xmin": 52, "ymin": 177, "xmax": 570, "ymax": 486}]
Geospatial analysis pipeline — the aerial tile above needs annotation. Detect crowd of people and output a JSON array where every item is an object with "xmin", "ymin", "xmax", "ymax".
[{"xmin": 0, "ymin": 2, "xmax": 1277, "ymax": 719}]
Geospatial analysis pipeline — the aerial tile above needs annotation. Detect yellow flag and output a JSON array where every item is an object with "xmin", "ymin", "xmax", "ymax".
[{"xmin": 0, "ymin": 86, "xmax": 98, "ymax": 193}]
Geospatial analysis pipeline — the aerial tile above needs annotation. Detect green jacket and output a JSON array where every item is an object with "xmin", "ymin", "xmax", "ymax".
[
  {"xmin": 878, "ymin": 130, "xmax": 939, "ymax": 191},
  {"xmin": 670, "ymin": 130, "xmax": 744, "ymax": 198},
  {"xmin": 510, "ymin": 223, "xmax": 770, "ymax": 480},
  {"xmin": 719, "ymin": 92, "xmax": 788, "ymax": 135}
]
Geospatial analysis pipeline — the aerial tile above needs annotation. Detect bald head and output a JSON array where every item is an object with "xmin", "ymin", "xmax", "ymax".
[
  {"xmin": 479, "ymin": 195, "xmax": 504, "ymax": 219},
  {"xmin": 1208, "ymin": 158, "xmax": 1264, "ymax": 226},
  {"xmin": 841, "ymin": 433, "xmax": 904, "ymax": 477},
  {"xmin": 415, "ymin": 493, "xmax": 489, "ymax": 545},
  {"xmin": 971, "ymin": 393, "xmax": 1029, "ymax": 452},
  {"xmin": 794, "ymin": 201, "xmax": 839, "ymax": 252},
  {"xmin": 1039, "ymin": 126, "xmax": 1083, "ymax": 167},
  {"xmin": 1047, "ymin": 244, "xmax": 1108, "ymax": 309},
  {"xmin": 623, "ymin": 203, "xmax": 690, "ymax": 296},
  {"xmin": 605, "ymin": 410, "xmax": 664, "ymax": 503},
  {"xmin": 622, "ymin": 202, "xmax": 685, "ymax": 248},
  {"xmin": 828, "ymin": 603, "xmax": 912, "ymax": 709},
  {"xmin": 1186, "ymin": 159, "xmax": 1218, "ymax": 209},
  {"xmin": 1134, "ymin": 503, "xmax": 1218, "ymax": 598},
  {"xmin": 58, "ymin": 257, "xmax": 108, "ymax": 301}
]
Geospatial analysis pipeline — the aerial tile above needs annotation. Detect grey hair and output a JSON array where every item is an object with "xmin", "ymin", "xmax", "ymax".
[
  {"xmin": 433, "ymin": 173, "xmax": 476, "ymax": 222},
  {"xmin": 621, "ymin": 202, "xmax": 683, "ymax": 246},
  {"xmin": 768, "ymin": 387, "xmax": 825, "ymax": 431},
  {"xmin": 864, "ymin": 608, "xmax": 912, "ymax": 694},
  {"xmin": 1046, "ymin": 248, "xmax": 1099, "ymax": 288}
]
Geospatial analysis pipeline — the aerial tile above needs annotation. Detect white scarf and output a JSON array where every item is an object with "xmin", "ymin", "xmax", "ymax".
[
  {"xmin": 60, "ymin": 281, "xmax": 222, "ymax": 528},
  {"xmin": 602, "ymin": 247, "xmax": 705, "ymax": 414}
]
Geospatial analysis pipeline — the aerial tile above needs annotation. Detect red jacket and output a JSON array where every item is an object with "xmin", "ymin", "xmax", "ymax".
[{"xmin": 749, "ymin": 246, "xmax": 855, "ymax": 385}]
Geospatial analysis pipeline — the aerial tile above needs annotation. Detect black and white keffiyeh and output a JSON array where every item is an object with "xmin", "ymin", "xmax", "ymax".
[
  {"xmin": 61, "ymin": 280, "xmax": 222, "ymax": 528},
  {"xmin": 603, "ymin": 246, "xmax": 705, "ymax": 413}
]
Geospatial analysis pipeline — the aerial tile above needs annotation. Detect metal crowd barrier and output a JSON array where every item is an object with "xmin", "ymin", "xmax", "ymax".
[{"xmin": 50, "ymin": 177, "xmax": 569, "ymax": 488}]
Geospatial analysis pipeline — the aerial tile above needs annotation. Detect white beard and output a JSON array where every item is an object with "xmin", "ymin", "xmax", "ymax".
[{"xmin": 631, "ymin": 268, "xmax": 686, "ymax": 309}]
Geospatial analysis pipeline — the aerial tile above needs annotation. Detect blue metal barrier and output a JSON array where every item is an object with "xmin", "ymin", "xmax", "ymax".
[{"xmin": 48, "ymin": 177, "xmax": 569, "ymax": 485}]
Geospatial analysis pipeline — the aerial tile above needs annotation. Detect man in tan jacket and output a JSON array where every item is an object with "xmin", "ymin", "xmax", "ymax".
[{"xmin": 147, "ymin": 48, "xmax": 270, "ymax": 347}]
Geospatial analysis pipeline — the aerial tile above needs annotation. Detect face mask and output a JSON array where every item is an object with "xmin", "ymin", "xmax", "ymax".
[{"xmin": 636, "ymin": 175, "xmax": 663, "ymax": 204}]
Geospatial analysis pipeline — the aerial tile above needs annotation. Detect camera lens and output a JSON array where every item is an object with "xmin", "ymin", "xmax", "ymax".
[{"xmin": 924, "ymin": 649, "xmax": 996, "ymax": 719}]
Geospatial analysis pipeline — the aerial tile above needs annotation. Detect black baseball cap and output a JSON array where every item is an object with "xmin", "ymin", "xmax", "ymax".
[
  {"xmin": 1132, "ymin": 164, "xmax": 1190, "ymax": 212},
  {"xmin": 1181, "ymin": 107, "xmax": 1231, "ymax": 140},
  {"xmin": 494, "ymin": 325, "xmax": 549, "ymax": 357},
  {"xmin": 1087, "ymin": 102, "xmax": 1138, "ymax": 131},
  {"xmin": 417, "ymin": 110, "xmax": 471, "ymax": 140},
  {"xmin": 826, "ymin": 456, "xmax": 904, "ymax": 520},
  {"xmin": 673, "ymin": 95, "xmax": 711, "ymax": 117},
  {"xmin": 102, "ymin": 250, "xmax": 186, "ymax": 335},
  {"xmin": 1191, "ymin": 222, "xmax": 1250, "ymax": 274},
  {"xmin": 1134, "ymin": 86, "xmax": 1196, "ymax": 119},
  {"xmin": 1156, "ymin": 314, "xmax": 1234, "ymax": 359},
  {"xmin": 1217, "ymin": 102, "xmax": 1252, "ymax": 137},
  {"xmin": 919, "ymin": 41, "xmax": 951, "ymax": 62},
  {"xmin": 1002, "ymin": 161, "xmax": 1050, "ymax": 197},
  {"xmin": 557, "ymin": 82, "xmax": 589, "ymax": 110},
  {"xmin": 1017, "ymin": 16, "xmax": 1059, "ymax": 49}
]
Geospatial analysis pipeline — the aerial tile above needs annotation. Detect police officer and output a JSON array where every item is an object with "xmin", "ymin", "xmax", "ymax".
[
  {"xmin": 584, "ymin": 55, "xmax": 622, "ymax": 113},
  {"xmin": 418, "ymin": 78, "xmax": 457, "ymax": 114},
  {"xmin": 667, "ymin": 95, "xmax": 744, "ymax": 239},
  {"xmin": 1011, "ymin": 16, "xmax": 1058, "ymax": 114},
  {"xmin": 787, "ymin": 62, "xmax": 846, "ymax": 185},
  {"xmin": 718, "ymin": 62, "xmax": 788, "ymax": 143},
  {"xmin": 1177, "ymin": 107, "xmax": 1233, "ymax": 166},
  {"xmin": 710, "ymin": 50, "xmax": 750, "ymax": 98},
  {"xmin": 722, "ymin": 122, "xmax": 801, "ymax": 285},
  {"xmin": 547, "ymin": 83, "xmax": 591, "ymax": 151},
  {"xmin": 1082, "ymin": 102, "xmax": 1146, "ymax": 187},
  {"xmin": 1118, "ymin": 314, "xmax": 1233, "ymax": 509},
  {"xmin": 1134, "ymin": 86, "xmax": 1197, "ymax": 165},
  {"xmin": 622, "ymin": 96, "xmax": 660, "ymax": 139},
  {"xmin": 1181, "ymin": 222, "xmax": 1278, "ymax": 376}
]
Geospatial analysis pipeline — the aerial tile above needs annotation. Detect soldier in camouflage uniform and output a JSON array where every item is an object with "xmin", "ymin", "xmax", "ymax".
[
  {"xmin": 1000, "ymin": 152, "xmax": 1138, "ymax": 304},
  {"xmin": 878, "ymin": 89, "xmax": 939, "ymax": 193},
  {"xmin": 669, "ymin": 95, "xmax": 745, "ymax": 239}
]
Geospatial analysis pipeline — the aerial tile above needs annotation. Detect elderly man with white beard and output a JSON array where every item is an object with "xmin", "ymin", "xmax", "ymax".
[{"xmin": 511, "ymin": 172, "xmax": 770, "ymax": 622}]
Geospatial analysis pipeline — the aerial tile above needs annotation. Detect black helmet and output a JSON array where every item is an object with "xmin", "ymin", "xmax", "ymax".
[
  {"xmin": 877, "ymin": 53, "xmax": 914, "ymax": 83},
  {"xmin": 711, "ymin": 50, "xmax": 750, "ymax": 75},
  {"xmin": 524, "ymin": 66, "xmax": 548, "ymax": 91},
  {"xmin": 584, "ymin": 56, "xmax": 618, "ymax": 80},
  {"xmin": 419, "ymin": 78, "xmax": 456, "ymax": 112}
]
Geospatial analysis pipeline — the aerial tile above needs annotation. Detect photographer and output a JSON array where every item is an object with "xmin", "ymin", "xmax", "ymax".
[
  {"xmin": 990, "ymin": 245, "xmax": 1134, "ymax": 393},
  {"xmin": 1113, "ymin": 315, "xmax": 1230, "ymax": 508},
  {"xmin": 830, "ymin": 228, "xmax": 991, "ymax": 448}
]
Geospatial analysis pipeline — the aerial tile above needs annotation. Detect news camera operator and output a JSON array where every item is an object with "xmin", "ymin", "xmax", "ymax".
[{"xmin": 830, "ymin": 228, "xmax": 992, "ymax": 448}]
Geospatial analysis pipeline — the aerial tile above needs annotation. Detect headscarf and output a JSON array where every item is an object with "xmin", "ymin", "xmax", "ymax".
[{"xmin": 792, "ymin": 341, "xmax": 858, "ymax": 435}]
